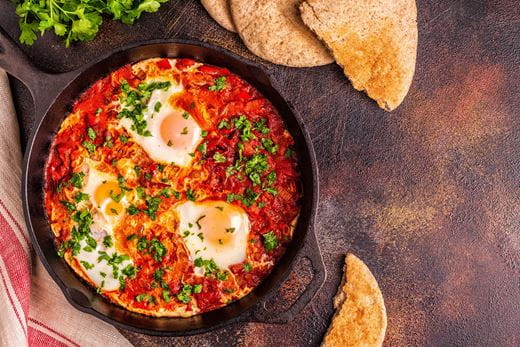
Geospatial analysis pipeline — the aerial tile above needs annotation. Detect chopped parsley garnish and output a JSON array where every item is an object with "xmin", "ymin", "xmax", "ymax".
[
  {"xmin": 74, "ymin": 192, "xmax": 89, "ymax": 203},
  {"xmin": 201, "ymin": 130, "xmax": 208, "ymax": 138},
  {"xmin": 264, "ymin": 187, "xmax": 278, "ymax": 196},
  {"xmin": 194, "ymin": 257, "xmax": 218, "ymax": 275},
  {"xmin": 244, "ymin": 154, "xmax": 269, "ymax": 185},
  {"xmin": 193, "ymin": 284, "xmax": 202, "ymax": 294},
  {"xmin": 118, "ymin": 80, "xmax": 171, "ymax": 136},
  {"xmin": 117, "ymin": 175, "xmax": 129, "ymax": 191},
  {"xmin": 127, "ymin": 234, "xmax": 138, "ymax": 241},
  {"xmin": 87, "ymin": 127, "xmax": 97, "ymax": 141},
  {"xmin": 197, "ymin": 142, "xmax": 207, "ymax": 155},
  {"xmin": 149, "ymin": 239, "xmax": 167, "ymax": 261},
  {"xmin": 261, "ymin": 138, "xmax": 278, "ymax": 154},
  {"xmin": 119, "ymin": 135, "xmax": 129, "ymax": 143},
  {"xmin": 80, "ymin": 260, "xmax": 94, "ymax": 270},
  {"xmin": 285, "ymin": 148, "xmax": 295, "ymax": 158},
  {"xmin": 253, "ymin": 118, "xmax": 270, "ymax": 134},
  {"xmin": 137, "ymin": 237, "xmax": 149, "ymax": 251},
  {"xmin": 218, "ymin": 119, "xmax": 230, "ymax": 129},
  {"xmin": 176, "ymin": 284, "xmax": 193, "ymax": 304},
  {"xmin": 103, "ymin": 235, "xmax": 113, "ymax": 248},
  {"xmin": 263, "ymin": 231, "xmax": 279, "ymax": 251},
  {"xmin": 109, "ymin": 190, "xmax": 124, "ymax": 202},
  {"xmin": 144, "ymin": 195, "xmax": 161, "ymax": 220},
  {"xmin": 233, "ymin": 115, "xmax": 255, "ymax": 142},
  {"xmin": 159, "ymin": 188, "xmax": 171, "ymax": 198},
  {"xmin": 180, "ymin": 127, "xmax": 188, "ymax": 135},
  {"xmin": 122, "ymin": 264, "xmax": 137, "ymax": 279},
  {"xmin": 103, "ymin": 135, "xmax": 113, "ymax": 148},
  {"xmin": 182, "ymin": 111, "xmax": 190, "ymax": 119},
  {"xmin": 266, "ymin": 171, "xmax": 277, "ymax": 185},
  {"xmin": 136, "ymin": 237, "xmax": 167, "ymax": 261},
  {"xmin": 243, "ymin": 263, "xmax": 252, "ymax": 272},
  {"xmin": 217, "ymin": 271, "xmax": 228, "ymax": 281},
  {"xmin": 208, "ymin": 76, "xmax": 227, "ymax": 91},
  {"xmin": 82, "ymin": 140, "xmax": 96, "ymax": 154},
  {"xmin": 153, "ymin": 268, "xmax": 165, "ymax": 282},
  {"xmin": 242, "ymin": 188, "xmax": 260, "ymax": 207},
  {"xmin": 135, "ymin": 293, "xmax": 154, "ymax": 303},
  {"xmin": 154, "ymin": 101, "xmax": 162, "ymax": 112},
  {"xmin": 60, "ymin": 200, "xmax": 76, "ymax": 212},
  {"xmin": 213, "ymin": 152, "xmax": 226, "ymax": 163},
  {"xmin": 127, "ymin": 205, "xmax": 139, "ymax": 215},
  {"xmin": 186, "ymin": 189, "xmax": 197, "ymax": 201},
  {"xmin": 162, "ymin": 290, "xmax": 171, "ymax": 302}
]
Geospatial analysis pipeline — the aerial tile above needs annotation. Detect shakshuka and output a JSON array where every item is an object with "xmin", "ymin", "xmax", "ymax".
[{"xmin": 44, "ymin": 58, "xmax": 301, "ymax": 317}]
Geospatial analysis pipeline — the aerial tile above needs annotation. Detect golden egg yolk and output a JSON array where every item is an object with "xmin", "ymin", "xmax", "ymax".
[
  {"xmin": 198, "ymin": 205, "xmax": 243, "ymax": 247},
  {"xmin": 94, "ymin": 181, "xmax": 123, "ymax": 216},
  {"xmin": 160, "ymin": 110, "xmax": 201, "ymax": 151}
]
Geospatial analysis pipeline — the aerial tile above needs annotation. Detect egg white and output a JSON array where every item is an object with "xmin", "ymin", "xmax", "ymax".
[
  {"xmin": 119, "ymin": 81, "xmax": 202, "ymax": 167},
  {"xmin": 75, "ymin": 165, "xmax": 134, "ymax": 291},
  {"xmin": 175, "ymin": 200, "xmax": 250, "ymax": 271}
]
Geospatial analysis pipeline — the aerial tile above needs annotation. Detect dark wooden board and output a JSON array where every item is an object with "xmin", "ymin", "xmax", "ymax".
[{"xmin": 1, "ymin": 0, "xmax": 519, "ymax": 345}]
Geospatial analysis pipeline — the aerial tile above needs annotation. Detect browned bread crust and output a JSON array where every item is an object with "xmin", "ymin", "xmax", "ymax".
[
  {"xmin": 300, "ymin": 0, "xmax": 417, "ymax": 111},
  {"xmin": 322, "ymin": 254, "xmax": 387, "ymax": 347}
]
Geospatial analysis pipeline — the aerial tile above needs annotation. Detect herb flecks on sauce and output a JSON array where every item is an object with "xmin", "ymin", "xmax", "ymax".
[{"xmin": 44, "ymin": 58, "xmax": 301, "ymax": 318}]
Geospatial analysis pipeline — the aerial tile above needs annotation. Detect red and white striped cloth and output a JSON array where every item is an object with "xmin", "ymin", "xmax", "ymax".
[{"xmin": 0, "ymin": 69, "xmax": 132, "ymax": 346}]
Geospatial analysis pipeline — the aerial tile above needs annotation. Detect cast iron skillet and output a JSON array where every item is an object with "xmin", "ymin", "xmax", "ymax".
[{"xmin": 0, "ymin": 27, "xmax": 325, "ymax": 336}]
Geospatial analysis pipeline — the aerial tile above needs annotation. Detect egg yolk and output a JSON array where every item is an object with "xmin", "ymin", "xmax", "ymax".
[
  {"xmin": 94, "ymin": 181, "xmax": 123, "ymax": 216},
  {"xmin": 160, "ymin": 110, "xmax": 201, "ymax": 151},
  {"xmin": 198, "ymin": 205, "xmax": 244, "ymax": 248}
]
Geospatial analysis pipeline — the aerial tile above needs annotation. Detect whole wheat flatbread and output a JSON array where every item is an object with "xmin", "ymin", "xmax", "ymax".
[
  {"xmin": 322, "ymin": 254, "xmax": 387, "ymax": 347},
  {"xmin": 230, "ymin": 0, "xmax": 333, "ymax": 67},
  {"xmin": 300, "ymin": 0, "xmax": 417, "ymax": 111},
  {"xmin": 201, "ymin": 0, "xmax": 237, "ymax": 32}
]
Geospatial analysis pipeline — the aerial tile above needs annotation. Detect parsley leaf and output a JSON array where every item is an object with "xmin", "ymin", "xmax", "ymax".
[
  {"xmin": 263, "ymin": 231, "xmax": 279, "ymax": 251},
  {"xmin": 208, "ymin": 76, "xmax": 227, "ymax": 91},
  {"xmin": 82, "ymin": 140, "xmax": 96, "ymax": 154},
  {"xmin": 213, "ymin": 152, "xmax": 226, "ymax": 163},
  {"xmin": 87, "ymin": 127, "xmax": 97, "ymax": 141},
  {"xmin": 14, "ymin": 0, "xmax": 170, "ymax": 47}
]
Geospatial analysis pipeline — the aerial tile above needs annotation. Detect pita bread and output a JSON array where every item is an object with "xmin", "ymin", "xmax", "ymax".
[
  {"xmin": 201, "ymin": 0, "xmax": 237, "ymax": 32},
  {"xmin": 300, "ymin": 0, "xmax": 417, "ymax": 111},
  {"xmin": 230, "ymin": 0, "xmax": 333, "ymax": 67},
  {"xmin": 322, "ymin": 254, "xmax": 387, "ymax": 347}
]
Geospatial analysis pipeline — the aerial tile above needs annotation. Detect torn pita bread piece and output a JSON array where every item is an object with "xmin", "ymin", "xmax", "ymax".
[
  {"xmin": 300, "ymin": 0, "xmax": 418, "ymax": 111},
  {"xmin": 322, "ymin": 254, "xmax": 387, "ymax": 347},
  {"xmin": 230, "ymin": 0, "xmax": 333, "ymax": 67},
  {"xmin": 201, "ymin": 0, "xmax": 237, "ymax": 32}
]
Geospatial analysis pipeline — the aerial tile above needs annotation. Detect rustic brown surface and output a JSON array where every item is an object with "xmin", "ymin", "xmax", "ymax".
[{"xmin": 1, "ymin": 0, "xmax": 519, "ymax": 345}]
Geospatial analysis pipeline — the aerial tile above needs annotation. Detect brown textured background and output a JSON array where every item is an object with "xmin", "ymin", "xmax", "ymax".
[{"xmin": 1, "ymin": 0, "xmax": 519, "ymax": 345}]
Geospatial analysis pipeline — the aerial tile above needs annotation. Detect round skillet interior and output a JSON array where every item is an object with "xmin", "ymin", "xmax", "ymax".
[{"xmin": 23, "ymin": 41, "xmax": 318, "ymax": 335}]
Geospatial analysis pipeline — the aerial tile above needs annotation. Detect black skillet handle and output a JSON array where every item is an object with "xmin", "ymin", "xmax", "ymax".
[
  {"xmin": 249, "ymin": 227, "xmax": 327, "ymax": 324},
  {"xmin": 0, "ymin": 26, "xmax": 75, "ymax": 119}
]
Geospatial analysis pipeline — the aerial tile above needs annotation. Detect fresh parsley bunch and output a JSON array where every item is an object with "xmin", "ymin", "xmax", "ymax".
[{"xmin": 13, "ymin": 0, "xmax": 169, "ymax": 47}]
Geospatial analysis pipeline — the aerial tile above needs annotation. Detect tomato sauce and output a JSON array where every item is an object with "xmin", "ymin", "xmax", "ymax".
[{"xmin": 44, "ymin": 58, "xmax": 301, "ymax": 317}]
